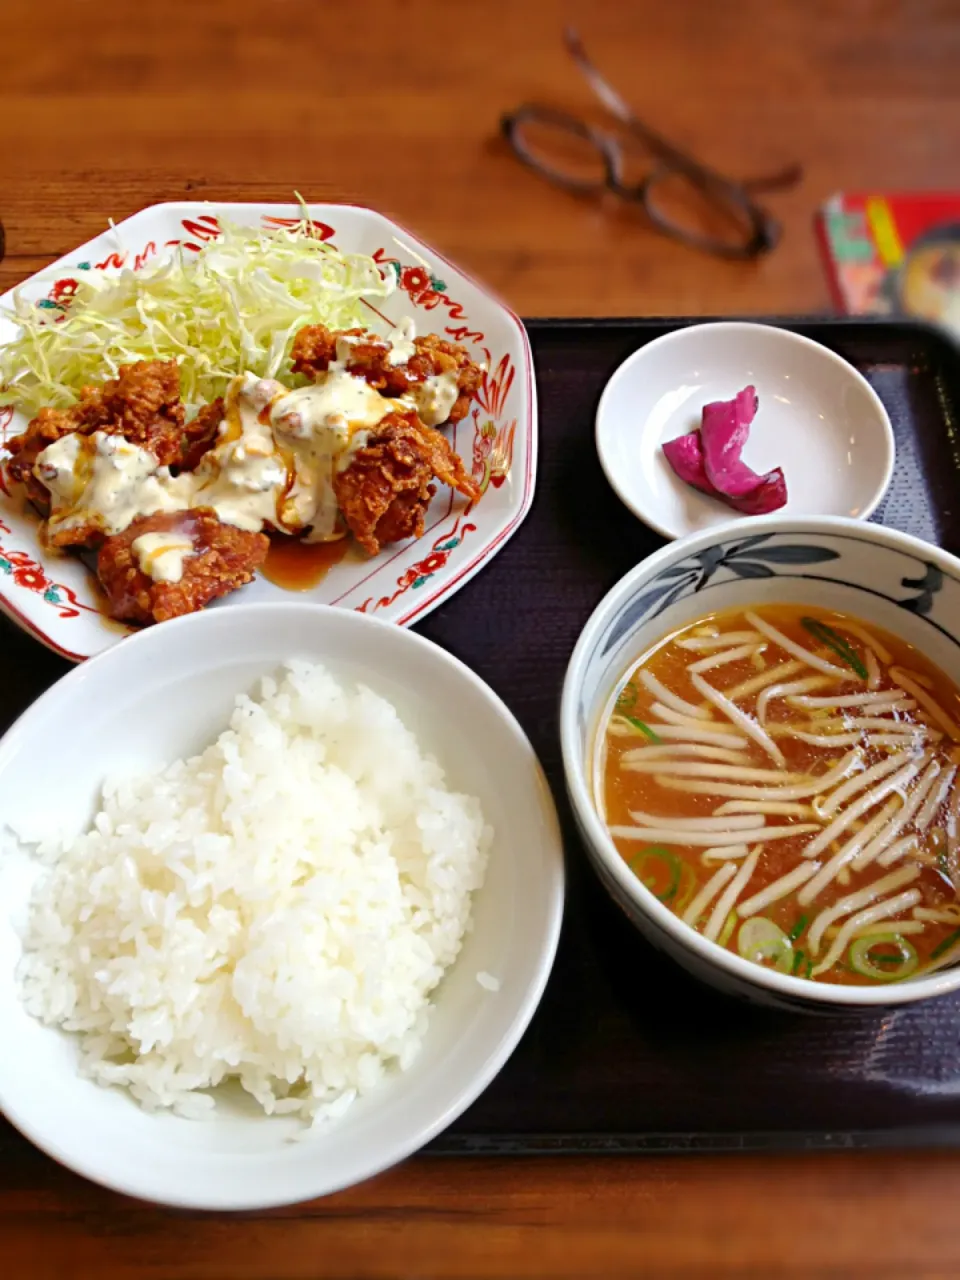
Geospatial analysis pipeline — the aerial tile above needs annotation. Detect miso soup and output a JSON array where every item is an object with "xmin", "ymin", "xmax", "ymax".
[{"xmin": 599, "ymin": 605, "xmax": 960, "ymax": 985}]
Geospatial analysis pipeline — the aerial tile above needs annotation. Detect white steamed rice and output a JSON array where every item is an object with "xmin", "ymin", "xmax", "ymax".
[{"xmin": 15, "ymin": 661, "xmax": 491, "ymax": 1123}]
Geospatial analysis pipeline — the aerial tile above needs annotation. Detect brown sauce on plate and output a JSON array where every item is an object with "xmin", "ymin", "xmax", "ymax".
[{"xmin": 260, "ymin": 537, "xmax": 349, "ymax": 591}]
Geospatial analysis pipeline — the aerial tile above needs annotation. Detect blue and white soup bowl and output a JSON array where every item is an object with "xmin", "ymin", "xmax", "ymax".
[{"xmin": 561, "ymin": 516, "xmax": 960, "ymax": 1011}]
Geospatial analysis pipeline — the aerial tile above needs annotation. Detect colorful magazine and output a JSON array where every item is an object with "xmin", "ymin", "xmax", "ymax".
[{"xmin": 817, "ymin": 193, "xmax": 960, "ymax": 337}]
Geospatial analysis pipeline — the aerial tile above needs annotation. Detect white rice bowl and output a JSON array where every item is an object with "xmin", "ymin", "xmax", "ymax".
[
  {"xmin": 15, "ymin": 661, "xmax": 491, "ymax": 1125},
  {"xmin": 0, "ymin": 602, "xmax": 563, "ymax": 1209}
]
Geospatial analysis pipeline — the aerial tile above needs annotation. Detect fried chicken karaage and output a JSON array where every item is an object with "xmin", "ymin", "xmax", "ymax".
[
  {"xmin": 97, "ymin": 508, "xmax": 268, "ymax": 625},
  {"xmin": 6, "ymin": 359, "xmax": 216, "ymax": 505},
  {"xmin": 7, "ymin": 321, "xmax": 487, "ymax": 626},
  {"xmin": 334, "ymin": 409, "xmax": 481, "ymax": 555},
  {"xmin": 291, "ymin": 325, "xmax": 483, "ymax": 426}
]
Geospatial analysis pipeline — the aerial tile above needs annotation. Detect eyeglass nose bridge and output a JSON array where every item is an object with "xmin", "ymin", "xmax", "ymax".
[{"xmin": 501, "ymin": 105, "xmax": 623, "ymax": 194}]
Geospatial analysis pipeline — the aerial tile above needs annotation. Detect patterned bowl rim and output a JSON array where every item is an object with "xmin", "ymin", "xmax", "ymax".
[{"xmin": 560, "ymin": 513, "xmax": 960, "ymax": 1007}]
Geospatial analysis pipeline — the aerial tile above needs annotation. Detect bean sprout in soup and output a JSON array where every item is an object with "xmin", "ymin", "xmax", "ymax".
[{"xmin": 598, "ymin": 605, "xmax": 960, "ymax": 985}]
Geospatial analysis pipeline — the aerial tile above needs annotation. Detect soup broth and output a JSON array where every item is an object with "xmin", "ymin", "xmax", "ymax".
[{"xmin": 600, "ymin": 604, "xmax": 960, "ymax": 986}]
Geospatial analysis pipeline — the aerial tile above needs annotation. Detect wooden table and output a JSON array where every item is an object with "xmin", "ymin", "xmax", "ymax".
[{"xmin": 4, "ymin": 0, "xmax": 960, "ymax": 1274}]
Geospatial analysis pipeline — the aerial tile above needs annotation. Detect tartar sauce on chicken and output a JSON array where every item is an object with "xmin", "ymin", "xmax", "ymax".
[{"xmin": 35, "ymin": 365, "xmax": 412, "ymax": 572}]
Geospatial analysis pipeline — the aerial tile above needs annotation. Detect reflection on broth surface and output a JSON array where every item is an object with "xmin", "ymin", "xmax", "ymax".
[{"xmin": 599, "ymin": 604, "xmax": 960, "ymax": 986}]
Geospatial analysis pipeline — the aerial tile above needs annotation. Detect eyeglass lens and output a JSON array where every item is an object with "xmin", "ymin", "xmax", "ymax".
[
  {"xmin": 507, "ymin": 112, "xmax": 613, "ymax": 191},
  {"xmin": 642, "ymin": 168, "xmax": 773, "ymax": 255}
]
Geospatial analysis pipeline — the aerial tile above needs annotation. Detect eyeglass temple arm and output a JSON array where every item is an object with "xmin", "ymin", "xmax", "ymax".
[{"xmin": 563, "ymin": 26, "xmax": 802, "ymax": 196}]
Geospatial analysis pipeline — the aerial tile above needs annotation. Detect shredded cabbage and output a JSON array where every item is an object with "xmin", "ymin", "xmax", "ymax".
[{"xmin": 0, "ymin": 214, "xmax": 396, "ymax": 418}]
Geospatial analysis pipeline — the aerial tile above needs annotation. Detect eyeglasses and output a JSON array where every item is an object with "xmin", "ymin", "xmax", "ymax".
[{"xmin": 501, "ymin": 28, "xmax": 802, "ymax": 261}]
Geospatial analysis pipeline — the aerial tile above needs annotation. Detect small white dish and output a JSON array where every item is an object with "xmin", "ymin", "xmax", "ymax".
[
  {"xmin": 0, "ymin": 602, "xmax": 564, "ymax": 1209},
  {"xmin": 561, "ymin": 514, "xmax": 960, "ymax": 1012},
  {"xmin": 595, "ymin": 322, "xmax": 895, "ymax": 540}
]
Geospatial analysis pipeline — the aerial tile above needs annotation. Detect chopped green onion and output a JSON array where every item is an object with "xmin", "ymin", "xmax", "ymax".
[
  {"xmin": 624, "ymin": 715, "xmax": 662, "ymax": 743},
  {"xmin": 674, "ymin": 862, "xmax": 698, "ymax": 915},
  {"xmin": 629, "ymin": 846, "xmax": 681, "ymax": 902},
  {"xmin": 615, "ymin": 680, "xmax": 638, "ymax": 712},
  {"xmin": 800, "ymin": 618, "xmax": 868, "ymax": 679},
  {"xmin": 931, "ymin": 927, "xmax": 960, "ymax": 961},
  {"xmin": 718, "ymin": 910, "xmax": 738, "ymax": 948},
  {"xmin": 849, "ymin": 933, "xmax": 918, "ymax": 982},
  {"xmin": 787, "ymin": 914, "xmax": 808, "ymax": 943},
  {"xmin": 738, "ymin": 916, "xmax": 793, "ymax": 974},
  {"xmin": 791, "ymin": 948, "xmax": 811, "ymax": 977}
]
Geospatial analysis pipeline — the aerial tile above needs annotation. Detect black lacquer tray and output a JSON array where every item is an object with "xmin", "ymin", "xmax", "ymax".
[{"xmin": 4, "ymin": 316, "xmax": 960, "ymax": 1163}]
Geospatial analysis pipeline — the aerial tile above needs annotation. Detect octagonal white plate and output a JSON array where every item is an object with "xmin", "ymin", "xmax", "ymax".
[{"xmin": 0, "ymin": 203, "xmax": 536, "ymax": 661}]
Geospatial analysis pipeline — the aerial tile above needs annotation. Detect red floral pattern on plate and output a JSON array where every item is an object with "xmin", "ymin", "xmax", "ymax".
[
  {"xmin": 356, "ymin": 511, "xmax": 477, "ymax": 614},
  {"xmin": 0, "ymin": 518, "xmax": 97, "ymax": 619},
  {"xmin": 371, "ymin": 249, "xmax": 490, "ymax": 357}
]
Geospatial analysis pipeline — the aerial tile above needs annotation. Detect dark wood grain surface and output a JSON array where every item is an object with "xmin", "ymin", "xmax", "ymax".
[{"xmin": 5, "ymin": 0, "xmax": 960, "ymax": 1274}]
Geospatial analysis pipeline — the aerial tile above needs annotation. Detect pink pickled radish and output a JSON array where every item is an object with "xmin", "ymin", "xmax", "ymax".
[{"xmin": 661, "ymin": 384, "xmax": 787, "ymax": 515}]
